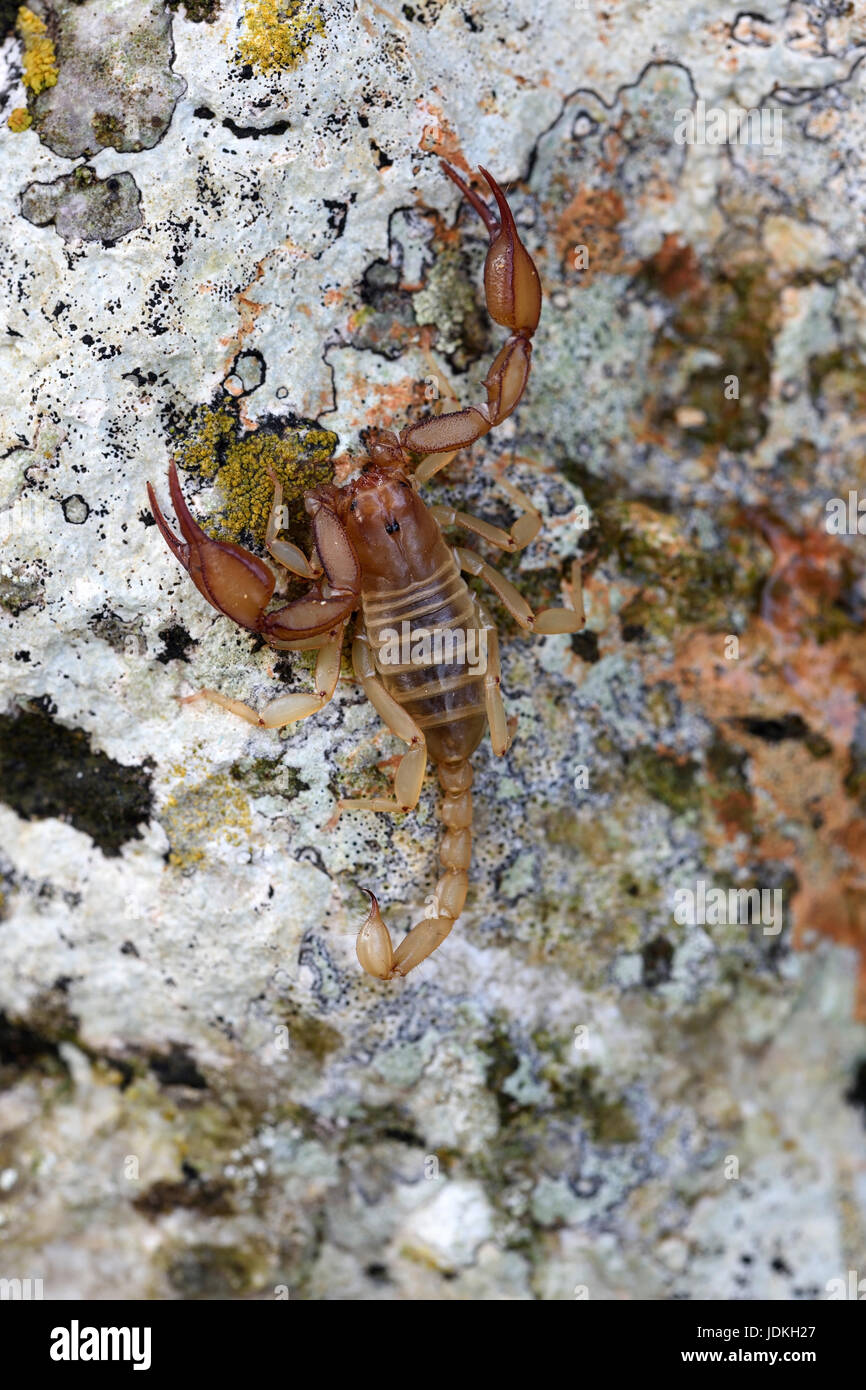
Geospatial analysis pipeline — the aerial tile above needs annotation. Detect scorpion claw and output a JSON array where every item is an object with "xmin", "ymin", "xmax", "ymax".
[
  {"xmin": 441, "ymin": 161, "xmax": 541, "ymax": 338},
  {"xmin": 147, "ymin": 462, "xmax": 275, "ymax": 630}
]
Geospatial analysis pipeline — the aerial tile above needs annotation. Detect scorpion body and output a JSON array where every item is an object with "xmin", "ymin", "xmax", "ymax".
[{"xmin": 148, "ymin": 163, "xmax": 584, "ymax": 981}]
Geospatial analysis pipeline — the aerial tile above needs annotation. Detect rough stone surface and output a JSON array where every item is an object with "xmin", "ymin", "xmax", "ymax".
[{"xmin": 1, "ymin": 0, "xmax": 866, "ymax": 1301}]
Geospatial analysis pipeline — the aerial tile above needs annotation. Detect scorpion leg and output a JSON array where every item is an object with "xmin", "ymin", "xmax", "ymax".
[
  {"xmin": 455, "ymin": 545, "xmax": 584, "ymax": 635},
  {"xmin": 430, "ymin": 475, "xmax": 542, "ymax": 554},
  {"xmin": 184, "ymin": 623, "xmax": 346, "ymax": 729},
  {"xmin": 476, "ymin": 598, "xmax": 514, "ymax": 756},
  {"xmin": 340, "ymin": 628, "xmax": 448, "ymax": 982},
  {"xmin": 400, "ymin": 163, "xmax": 541, "ymax": 468},
  {"xmin": 339, "ymin": 630, "xmax": 428, "ymax": 815},
  {"xmin": 264, "ymin": 464, "xmax": 322, "ymax": 580}
]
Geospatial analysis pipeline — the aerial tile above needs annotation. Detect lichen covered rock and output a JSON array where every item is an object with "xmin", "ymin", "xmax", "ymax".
[{"xmin": 0, "ymin": 0, "xmax": 865, "ymax": 1302}]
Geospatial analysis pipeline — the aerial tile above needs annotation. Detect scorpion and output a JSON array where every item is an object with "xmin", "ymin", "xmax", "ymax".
[{"xmin": 147, "ymin": 163, "xmax": 584, "ymax": 981}]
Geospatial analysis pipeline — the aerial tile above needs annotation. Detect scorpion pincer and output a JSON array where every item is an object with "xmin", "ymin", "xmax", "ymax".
[{"xmin": 147, "ymin": 162, "xmax": 584, "ymax": 981}]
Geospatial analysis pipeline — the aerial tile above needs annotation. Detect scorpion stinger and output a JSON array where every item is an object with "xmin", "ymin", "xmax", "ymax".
[{"xmin": 147, "ymin": 164, "xmax": 585, "ymax": 981}]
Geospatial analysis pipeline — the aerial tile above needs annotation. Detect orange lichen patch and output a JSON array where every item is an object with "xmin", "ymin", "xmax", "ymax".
[
  {"xmin": 643, "ymin": 234, "xmax": 704, "ymax": 299},
  {"xmin": 650, "ymin": 520, "xmax": 866, "ymax": 1014},
  {"xmin": 344, "ymin": 373, "xmax": 417, "ymax": 431},
  {"xmin": 416, "ymin": 98, "xmax": 469, "ymax": 173},
  {"xmin": 555, "ymin": 184, "xmax": 634, "ymax": 285},
  {"xmin": 7, "ymin": 107, "xmax": 32, "ymax": 132},
  {"xmin": 218, "ymin": 240, "xmax": 309, "ymax": 374}
]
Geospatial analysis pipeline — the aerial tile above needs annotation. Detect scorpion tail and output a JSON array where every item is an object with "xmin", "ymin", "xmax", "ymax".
[{"xmin": 355, "ymin": 761, "xmax": 473, "ymax": 981}]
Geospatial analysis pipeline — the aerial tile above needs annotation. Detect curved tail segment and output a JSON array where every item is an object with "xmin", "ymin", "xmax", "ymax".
[{"xmin": 355, "ymin": 761, "xmax": 474, "ymax": 980}]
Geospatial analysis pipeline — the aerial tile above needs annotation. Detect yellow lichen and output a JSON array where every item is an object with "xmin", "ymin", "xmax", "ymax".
[
  {"xmin": 17, "ymin": 5, "xmax": 46, "ymax": 37},
  {"xmin": 7, "ymin": 107, "xmax": 32, "ymax": 132},
  {"xmin": 237, "ymin": 0, "xmax": 324, "ymax": 73},
  {"xmin": 170, "ymin": 402, "xmax": 337, "ymax": 546},
  {"xmin": 161, "ymin": 770, "xmax": 255, "ymax": 870},
  {"xmin": 17, "ymin": 7, "xmax": 58, "ymax": 94}
]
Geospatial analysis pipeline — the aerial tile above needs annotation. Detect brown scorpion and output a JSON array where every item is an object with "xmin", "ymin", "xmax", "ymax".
[{"xmin": 147, "ymin": 163, "xmax": 584, "ymax": 981}]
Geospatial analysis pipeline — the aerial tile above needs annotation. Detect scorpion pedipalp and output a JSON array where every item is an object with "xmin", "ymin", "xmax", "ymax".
[
  {"xmin": 399, "ymin": 162, "xmax": 541, "ymax": 466},
  {"xmin": 147, "ymin": 463, "xmax": 361, "ymax": 642},
  {"xmin": 147, "ymin": 461, "xmax": 276, "ymax": 630}
]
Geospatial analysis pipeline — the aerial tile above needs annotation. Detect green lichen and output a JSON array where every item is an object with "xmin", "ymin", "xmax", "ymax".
[
  {"xmin": 627, "ymin": 747, "xmax": 700, "ymax": 818},
  {"xmin": 169, "ymin": 401, "xmax": 337, "ymax": 549},
  {"xmin": 165, "ymin": 1241, "xmax": 268, "ymax": 1297},
  {"xmin": 281, "ymin": 1008, "xmax": 342, "ymax": 1062},
  {"xmin": 649, "ymin": 261, "xmax": 776, "ymax": 451},
  {"xmin": 412, "ymin": 246, "xmax": 490, "ymax": 371},
  {"xmin": 228, "ymin": 753, "xmax": 308, "ymax": 799},
  {"xmin": 160, "ymin": 767, "xmax": 255, "ymax": 870},
  {"xmin": 597, "ymin": 500, "xmax": 772, "ymax": 637},
  {"xmin": 20, "ymin": 165, "xmax": 143, "ymax": 244},
  {"xmin": 808, "ymin": 347, "xmax": 866, "ymax": 418}
]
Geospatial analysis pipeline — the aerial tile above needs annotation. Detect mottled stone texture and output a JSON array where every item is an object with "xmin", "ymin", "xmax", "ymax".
[{"xmin": 1, "ymin": 1, "xmax": 865, "ymax": 1301}]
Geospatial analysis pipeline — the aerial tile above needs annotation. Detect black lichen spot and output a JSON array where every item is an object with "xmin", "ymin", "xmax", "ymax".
[
  {"xmin": 156, "ymin": 623, "xmax": 194, "ymax": 665},
  {"xmin": 0, "ymin": 1009, "xmax": 66, "ymax": 1087},
  {"xmin": 641, "ymin": 936, "xmax": 674, "ymax": 987},
  {"xmin": 844, "ymin": 1057, "xmax": 866, "ymax": 1126},
  {"xmin": 323, "ymin": 198, "xmax": 347, "ymax": 239},
  {"xmin": 62, "ymin": 494, "xmax": 89, "ymax": 524},
  {"xmin": 570, "ymin": 630, "xmax": 599, "ymax": 662},
  {"xmin": 0, "ymin": 0, "xmax": 17, "ymax": 38},
  {"xmin": 735, "ymin": 713, "xmax": 832, "ymax": 757},
  {"xmin": 149, "ymin": 1043, "xmax": 207, "ymax": 1090},
  {"xmin": 369, "ymin": 138, "xmax": 392, "ymax": 169},
  {"xmin": 167, "ymin": 0, "xmax": 223, "ymax": 21},
  {"xmin": 222, "ymin": 116, "xmax": 290, "ymax": 139},
  {"xmin": 0, "ymin": 704, "xmax": 154, "ymax": 857},
  {"xmin": 134, "ymin": 1173, "xmax": 234, "ymax": 1219}
]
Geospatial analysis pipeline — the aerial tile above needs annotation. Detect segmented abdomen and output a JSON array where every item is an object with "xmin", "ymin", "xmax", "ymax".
[{"xmin": 362, "ymin": 544, "xmax": 487, "ymax": 765}]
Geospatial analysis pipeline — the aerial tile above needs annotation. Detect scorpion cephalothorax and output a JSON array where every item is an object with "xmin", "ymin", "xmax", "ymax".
[{"xmin": 147, "ymin": 163, "xmax": 584, "ymax": 981}]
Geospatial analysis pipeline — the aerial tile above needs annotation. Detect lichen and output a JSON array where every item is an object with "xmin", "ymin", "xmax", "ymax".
[
  {"xmin": 17, "ymin": 5, "xmax": 58, "ymax": 94},
  {"xmin": 237, "ymin": 0, "xmax": 325, "ymax": 73},
  {"xmin": 25, "ymin": 0, "xmax": 186, "ymax": 159},
  {"xmin": 160, "ymin": 767, "xmax": 255, "ymax": 870},
  {"xmin": 19, "ymin": 166, "xmax": 143, "ymax": 244},
  {"xmin": 7, "ymin": 107, "xmax": 32, "ymax": 132},
  {"xmin": 168, "ymin": 401, "xmax": 337, "ymax": 548}
]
